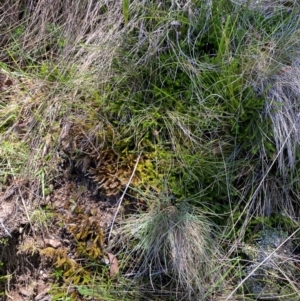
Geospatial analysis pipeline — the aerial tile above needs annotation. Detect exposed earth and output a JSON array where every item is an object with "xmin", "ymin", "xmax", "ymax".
[{"xmin": 0, "ymin": 168, "xmax": 121, "ymax": 301}]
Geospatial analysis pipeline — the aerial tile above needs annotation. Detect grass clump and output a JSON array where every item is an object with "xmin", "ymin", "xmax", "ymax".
[{"xmin": 114, "ymin": 193, "xmax": 222, "ymax": 300}]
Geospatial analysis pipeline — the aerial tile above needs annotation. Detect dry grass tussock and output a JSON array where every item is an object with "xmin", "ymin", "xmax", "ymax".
[
  {"xmin": 113, "ymin": 195, "xmax": 223, "ymax": 300},
  {"xmin": 0, "ymin": 0, "xmax": 124, "ymax": 86},
  {"xmin": 233, "ymin": 1, "xmax": 300, "ymax": 221},
  {"xmin": 233, "ymin": 0, "xmax": 298, "ymax": 16},
  {"xmin": 247, "ymin": 29, "xmax": 300, "ymax": 177}
]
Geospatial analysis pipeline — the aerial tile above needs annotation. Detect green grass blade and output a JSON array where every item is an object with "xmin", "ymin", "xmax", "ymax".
[{"xmin": 123, "ymin": 0, "xmax": 129, "ymax": 25}]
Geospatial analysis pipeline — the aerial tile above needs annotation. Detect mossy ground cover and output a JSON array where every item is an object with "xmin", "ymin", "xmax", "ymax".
[{"xmin": 1, "ymin": 0, "xmax": 300, "ymax": 300}]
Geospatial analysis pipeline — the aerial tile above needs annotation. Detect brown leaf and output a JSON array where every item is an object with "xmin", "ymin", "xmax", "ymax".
[{"xmin": 107, "ymin": 252, "xmax": 119, "ymax": 278}]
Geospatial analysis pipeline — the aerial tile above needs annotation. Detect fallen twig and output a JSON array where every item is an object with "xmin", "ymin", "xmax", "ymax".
[{"xmin": 107, "ymin": 151, "xmax": 142, "ymax": 244}]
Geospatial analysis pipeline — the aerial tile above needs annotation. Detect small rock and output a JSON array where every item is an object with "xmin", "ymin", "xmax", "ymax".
[
  {"xmin": 45, "ymin": 238, "xmax": 61, "ymax": 248},
  {"xmin": 19, "ymin": 287, "xmax": 32, "ymax": 297},
  {"xmin": 38, "ymin": 297, "xmax": 52, "ymax": 301},
  {"xmin": 35, "ymin": 287, "xmax": 51, "ymax": 301}
]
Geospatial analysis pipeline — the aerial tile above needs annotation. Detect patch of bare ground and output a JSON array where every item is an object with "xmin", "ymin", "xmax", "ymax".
[{"xmin": 0, "ymin": 171, "xmax": 121, "ymax": 300}]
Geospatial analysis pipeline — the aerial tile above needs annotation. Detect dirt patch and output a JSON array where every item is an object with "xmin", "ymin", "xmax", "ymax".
[{"xmin": 0, "ymin": 171, "xmax": 121, "ymax": 300}]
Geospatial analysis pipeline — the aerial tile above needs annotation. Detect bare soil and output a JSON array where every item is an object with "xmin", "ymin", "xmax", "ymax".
[{"xmin": 0, "ymin": 169, "xmax": 119, "ymax": 301}]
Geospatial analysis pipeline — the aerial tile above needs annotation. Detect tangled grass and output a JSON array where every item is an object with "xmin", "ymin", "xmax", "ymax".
[
  {"xmin": 114, "ymin": 193, "xmax": 222, "ymax": 300},
  {"xmin": 1, "ymin": 0, "xmax": 300, "ymax": 300}
]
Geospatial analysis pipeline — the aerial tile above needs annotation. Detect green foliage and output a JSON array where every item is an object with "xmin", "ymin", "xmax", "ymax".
[
  {"xmin": 24, "ymin": 62, "xmax": 76, "ymax": 83},
  {"xmin": 77, "ymin": 283, "xmax": 136, "ymax": 301},
  {"xmin": 45, "ymin": 23, "xmax": 67, "ymax": 51},
  {"xmin": 0, "ymin": 139, "xmax": 29, "ymax": 184},
  {"xmin": 100, "ymin": 0, "xmax": 278, "ymax": 210},
  {"xmin": 122, "ymin": 0, "xmax": 129, "ymax": 25},
  {"xmin": 30, "ymin": 208, "xmax": 54, "ymax": 229}
]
